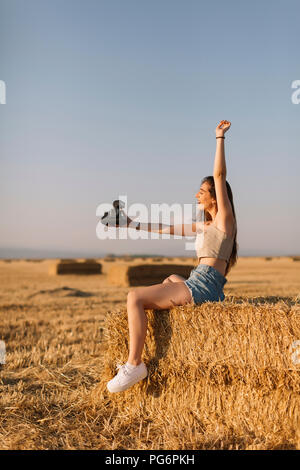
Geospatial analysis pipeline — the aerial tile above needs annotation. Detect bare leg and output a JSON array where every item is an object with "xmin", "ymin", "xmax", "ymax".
[
  {"xmin": 107, "ymin": 282, "xmax": 192, "ymax": 393},
  {"xmin": 127, "ymin": 294, "xmax": 147, "ymax": 366},
  {"xmin": 126, "ymin": 282, "xmax": 192, "ymax": 366}
]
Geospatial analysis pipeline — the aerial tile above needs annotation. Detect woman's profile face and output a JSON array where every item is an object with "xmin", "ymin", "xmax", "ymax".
[{"xmin": 195, "ymin": 182, "xmax": 212, "ymax": 206}]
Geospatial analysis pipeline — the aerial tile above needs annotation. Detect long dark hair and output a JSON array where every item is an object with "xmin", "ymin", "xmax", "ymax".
[{"xmin": 200, "ymin": 176, "xmax": 238, "ymax": 277}]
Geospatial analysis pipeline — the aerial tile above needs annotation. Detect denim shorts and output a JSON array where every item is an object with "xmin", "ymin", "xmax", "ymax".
[{"xmin": 184, "ymin": 264, "xmax": 227, "ymax": 305}]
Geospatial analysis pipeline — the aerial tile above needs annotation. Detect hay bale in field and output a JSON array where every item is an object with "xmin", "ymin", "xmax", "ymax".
[
  {"xmin": 107, "ymin": 263, "xmax": 194, "ymax": 286},
  {"xmin": 49, "ymin": 260, "xmax": 102, "ymax": 275},
  {"xmin": 265, "ymin": 257, "xmax": 273, "ymax": 261},
  {"xmin": 119, "ymin": 256, "xmax": 135, "ymax": 262},
  {"xmin": 60, "ymin": 258, "xmax": 78, "ymax": 263},
  {"xmin": 101, "ymin": 300, "xmax": 300, "ymax": 392},
  {"xmin": 90, "ymin": 300, "xmax": 300, "ymax": 449},
  {"xmin": 292, "ymin": 256, "xmax": 300, "ymax": 262},
  {"xmin": 25, "ymin": 258, "xmax": 43, "ymax": 262}
]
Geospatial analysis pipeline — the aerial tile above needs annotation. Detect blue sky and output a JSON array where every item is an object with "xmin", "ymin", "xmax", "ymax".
[{"xmin": 0, "ymin": 0, "xmax": 299, "ymax": 258}]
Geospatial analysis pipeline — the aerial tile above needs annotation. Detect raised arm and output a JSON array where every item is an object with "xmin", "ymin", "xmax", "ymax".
[
  {"xmin": 213, "ymin": 120, "xmax": 234, "ymax": 219},
  {"xmin": 213, "ymin": 120, "xmax": 231, "ymax": 177}
]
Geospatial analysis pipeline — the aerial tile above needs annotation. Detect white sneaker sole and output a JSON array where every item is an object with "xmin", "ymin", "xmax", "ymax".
[{"xmin": 107, "ymin": 370, "xmax": 148, "ymax": 393}]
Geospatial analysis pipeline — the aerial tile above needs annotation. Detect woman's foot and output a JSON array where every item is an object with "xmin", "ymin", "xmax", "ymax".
[{"xmin": 107, "ymin": 361, "xmax": 148, "ymax": 393}]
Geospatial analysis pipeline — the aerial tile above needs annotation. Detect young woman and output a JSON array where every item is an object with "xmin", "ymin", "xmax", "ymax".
[{"xmin": 107, "ymin": 120, "xmax": 238, "ymax": 393}]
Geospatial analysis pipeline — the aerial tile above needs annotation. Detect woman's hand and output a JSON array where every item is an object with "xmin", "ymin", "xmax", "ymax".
[
  {"xmin": 216, "ymin": 120, "xmax": 231, "ymax": 137},
  {"xmin": 126, "ymin": 216, "xmax": 133, "ymax": 227},
  {"xmin": 126, "ymin": 215, "xmax": 139, "ymax": 228}
]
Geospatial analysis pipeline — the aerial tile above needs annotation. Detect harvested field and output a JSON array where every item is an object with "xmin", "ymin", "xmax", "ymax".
[{"xmin": 0, "ymin": 256, "xmax": 299, "ymax": 449}]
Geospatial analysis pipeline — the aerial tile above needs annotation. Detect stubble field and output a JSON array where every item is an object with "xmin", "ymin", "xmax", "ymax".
[{"xmin": 0, "ymin": 256, "xmax": 299, "ymax": 449}]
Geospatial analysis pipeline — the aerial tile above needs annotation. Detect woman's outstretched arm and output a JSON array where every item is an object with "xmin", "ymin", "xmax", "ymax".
[{"xmin": 126, "ymin": 217, "xmax": 203, "ymax": 237}]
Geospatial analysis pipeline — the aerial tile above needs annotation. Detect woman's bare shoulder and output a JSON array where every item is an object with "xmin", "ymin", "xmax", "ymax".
[{"xmin": 213, "ymin": 214, "xmax": 236, "ymax": 238}]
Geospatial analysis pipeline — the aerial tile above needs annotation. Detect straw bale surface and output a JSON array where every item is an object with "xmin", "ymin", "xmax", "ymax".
[
  {"xmin": 107, "ymin": 263, "xmax": 194, "ymax": 286},
  {"xmin": 91, "ymin": 299, "xmax": 300, "ymax": 449}
]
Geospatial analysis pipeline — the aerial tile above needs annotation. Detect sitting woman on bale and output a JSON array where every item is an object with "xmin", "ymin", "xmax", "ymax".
[{"xmin": 107, "ymin": 120, "xmax": 238, "ymax": 393}]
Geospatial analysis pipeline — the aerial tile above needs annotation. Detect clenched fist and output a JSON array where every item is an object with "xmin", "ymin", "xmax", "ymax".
[{"xmin": 216, "ymin": 120, "xmax": 231, "ymax": 137}]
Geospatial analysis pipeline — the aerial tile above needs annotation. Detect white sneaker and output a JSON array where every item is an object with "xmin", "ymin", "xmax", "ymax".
[{"xmin": 107, "ymin": 362, "xmax": 148, "ymax": 393}]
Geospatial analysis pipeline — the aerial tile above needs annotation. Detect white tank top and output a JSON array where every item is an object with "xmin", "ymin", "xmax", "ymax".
[{"xmin": 195, "ymin": 219, "xmax": 236, "ymax": 262}]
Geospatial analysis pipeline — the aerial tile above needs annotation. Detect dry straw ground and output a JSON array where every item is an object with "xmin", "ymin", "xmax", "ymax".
[{"xmin": 0, "ymin": 257, "xmax": 299, "ymax": 449}]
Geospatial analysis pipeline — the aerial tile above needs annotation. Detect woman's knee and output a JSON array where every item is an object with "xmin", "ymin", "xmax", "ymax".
[
  {"xmin": 165, "ymin": 274, "xmax": 186, "ymax": 283},
  {"xmin": 127, "ymin": 289, "xmax": 143, "ymax": 304}
]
